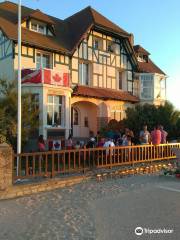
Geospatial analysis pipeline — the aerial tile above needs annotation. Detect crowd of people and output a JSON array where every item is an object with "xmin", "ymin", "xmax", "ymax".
[{"xmin": 37, "ymin": 125, "xmax": 168, "ymax": 152}]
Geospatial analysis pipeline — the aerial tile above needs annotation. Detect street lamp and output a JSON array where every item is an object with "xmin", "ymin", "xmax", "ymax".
[{"xmin": 17, "ymin": 0, "xmax": 22, "ymax": 175}]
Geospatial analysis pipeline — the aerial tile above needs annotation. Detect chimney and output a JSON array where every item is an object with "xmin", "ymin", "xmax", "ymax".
[{"xmin": 129, "ymin": 33, "xmax": 134, "ymax": 46}]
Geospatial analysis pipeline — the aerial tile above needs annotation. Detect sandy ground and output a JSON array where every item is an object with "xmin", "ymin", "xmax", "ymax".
[{"xmin": 0, "ymin": 174, "xmax": 180, "ymax": 240}]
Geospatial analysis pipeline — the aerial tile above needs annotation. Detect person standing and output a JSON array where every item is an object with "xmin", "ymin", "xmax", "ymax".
[
  {"xmin": 159, "ymin": 125, "xmax": 168, "ymax": 143},
  {"xmin": 66, "ymin": 135, "xmax": 73, "ymax": 150},
  {"xmin": 151, "ymin": 126, "xmax": 161, "ymax": 145},
  {"xmin": 38, "ymin": 135, "xmax": 46, "ymax": 152},
  {"xmin": 139, "ymin": 125, "xmax": 151, "ymax": 145}
]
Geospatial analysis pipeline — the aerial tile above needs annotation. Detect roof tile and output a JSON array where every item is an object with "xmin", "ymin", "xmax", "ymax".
[{"xmin": 72, "ymin": 85, "xmax": 139, "ymax": 103}]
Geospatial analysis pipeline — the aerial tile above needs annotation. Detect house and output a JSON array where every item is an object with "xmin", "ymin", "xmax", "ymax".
[
  {"xmin": 134, "ymin": 45, "xmax": 167, "ymax": 106},
  {"xmin": 0, "ymin": 1, "xmax": 165, "ymax": 142}
]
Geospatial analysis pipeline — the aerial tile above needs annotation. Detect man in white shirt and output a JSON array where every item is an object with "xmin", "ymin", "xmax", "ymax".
[
  {"xmin": 103, "ymin": 138, "xmax": 115, "ymax": 148},
  {"xmin": 139, "ymin": 125, "xmax": 150, "ymax": 145}
]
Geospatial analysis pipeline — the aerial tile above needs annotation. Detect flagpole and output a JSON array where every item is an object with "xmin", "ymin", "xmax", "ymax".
[{"xmin": 17, "ymin": 0, "xmax": 22, "ymax": 176}]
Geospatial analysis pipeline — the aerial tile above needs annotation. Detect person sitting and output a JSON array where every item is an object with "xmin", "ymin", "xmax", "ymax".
[
  {"xmin": 103, "ymin": 138, "xmax": 115, "ymax": 148},
  {"xmin": 97, "ymin": 138, "xmax": 105, "ymax": 147},
  {"xmin": 86, "ymin": 137, "xmax": 96, "ymax": 148},
  {"xmin": 74, "ymin": 141, "xmax": 81, "ymax": 149}
]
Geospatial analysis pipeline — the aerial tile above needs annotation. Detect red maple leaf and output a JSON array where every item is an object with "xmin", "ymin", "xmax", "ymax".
[{"xmin": 53, "ymin": 74, "xmax": 62, "ymax": 82}]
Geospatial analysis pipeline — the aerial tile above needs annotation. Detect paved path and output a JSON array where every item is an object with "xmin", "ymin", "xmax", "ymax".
[{"xmin": 0, "ymin": 175, "xmax": 179, "ymax": 240}]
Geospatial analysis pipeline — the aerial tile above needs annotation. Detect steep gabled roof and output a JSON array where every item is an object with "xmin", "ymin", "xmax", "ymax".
[
  {"xmin": 133, "ymin": 45, "xmax": 150, "ymax": 55},
  {"xmin": 133, "ymin": 45, "xmax": 166, "ymax": 75},
  {"xmin": 138, "ymin": 59, "xmax": 166, "ymax": 75},
  {"xmin": 23, "ymin": 9, "xmax": 55, "ymax": 25},
  {"xmin": 65, "ymin": 6, "xmax": 130, "ymax": 53},
  {"xmin": 0, "ymin": 1, "xmax": 134, "ymax": 57}
]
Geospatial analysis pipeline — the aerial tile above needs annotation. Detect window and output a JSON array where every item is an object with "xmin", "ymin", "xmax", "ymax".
[
  {"xmin": 121, "ymin": 54, "xmax": 127, "ymax": 68},
  {"xmin": 84, "ymin": 117, "xmax": 88, "ymax": 127},
  {"xmin": 127, "ymin": 71, "xmax": 133, "ymax": 93},
  {"xmin": 31, "ymin": 22, "xmax": 46, "ymax": 34},
  {"xmin": 141, "ymin": 75, "xmax": 153, "ymax": 99},
  {"xmin": 73, "ymin": 108, "xmax": 79, "ymax": 125},
  {"xmin": 31, "ymin": 23, "xmax": 38, "ymax": 31},
  {"xmin": 93, "ymin": 37, "xmax": 102, "ymax": 50},
  {"xmin": 79, "ymin": 62, "xmax": 89, "ymax": 85},
  {"xmin": 110, "ymin": 110, "xmax": 122, "ymax": 121},
  {"xmin": 160, "ymin": 78, "xmax": 166, "ymax": 99},
  {"xmin": 36, "ymin": 52, "xmax": 51, "ymax": 69},
  {"xmin": 107, "ymin": 41, "xmax": 114, "ymax": 53},
  {"xmin": 47, "ymin": 95, "xmax": 64, "ymax": 126},
  {"xmin": 118, "ymin": 71, "xmax": 122, "ymax": 90}
]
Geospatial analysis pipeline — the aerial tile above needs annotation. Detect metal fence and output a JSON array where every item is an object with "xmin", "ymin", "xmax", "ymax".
[{"xmin": 13, "ymin": 143, "xmax": 180, "ymax": 182}]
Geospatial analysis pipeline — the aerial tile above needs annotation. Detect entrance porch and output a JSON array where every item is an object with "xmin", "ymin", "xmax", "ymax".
[{"xmin": 71, "ymin": 101, "xmax": 99, "ymax": 138}]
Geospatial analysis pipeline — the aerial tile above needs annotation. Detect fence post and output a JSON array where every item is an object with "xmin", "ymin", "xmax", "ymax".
[
  {"xmin": 51, "ymin": 151, "xmax": 55, "ymax": 178},
  {"xmin": 131, "ymin": 148, "xmax": 134, "ymax": 168},
  {"xmin": 0, "ymin": 143, "xmax": 13, "ymax": 190},
  {"xmin": 83, "ymin": 147, "xmax": 86, "ymax": 174},
  {"xmin": 110, "ymin": 147, "xmax": 112, "ymax": 169}
]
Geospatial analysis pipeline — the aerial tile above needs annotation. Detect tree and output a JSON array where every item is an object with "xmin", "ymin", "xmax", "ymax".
[
  {"xmin": 124, "ymin": 101, "xmax": 180, "ymax": 140},
  {"xmin": 0, "ymin": 79, "xmax": 39, "ymax": 151}
]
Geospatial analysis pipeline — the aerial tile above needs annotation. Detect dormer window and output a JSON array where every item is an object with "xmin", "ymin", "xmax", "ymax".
[
  {"xmin": 31, "ymin": 21, "xmax": 46, "ymax": 34},
  {"xmin": 137, "ymin": 54, "xmax": 148, "ymax": 63}
]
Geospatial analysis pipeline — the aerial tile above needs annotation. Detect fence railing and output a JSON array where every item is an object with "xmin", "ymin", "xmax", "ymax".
[{"xmin": 13, "ymin": 143, "xmax": 180, "ymax": 182}]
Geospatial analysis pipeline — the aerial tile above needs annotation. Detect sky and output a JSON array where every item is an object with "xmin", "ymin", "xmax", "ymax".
[{"xmin": 3, "ymin": 0, "xmax": 180, "ymax": 109}]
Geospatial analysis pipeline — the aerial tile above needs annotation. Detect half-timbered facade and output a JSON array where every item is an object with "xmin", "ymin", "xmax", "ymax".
[{"xmin": 0, "ymin": 2, "xmax": 165, "ymax": 143}]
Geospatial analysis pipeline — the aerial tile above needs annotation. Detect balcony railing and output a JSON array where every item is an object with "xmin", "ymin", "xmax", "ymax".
[{"xmin": 21, "ymin": 68, "xmax": 70, "ymax": 87}]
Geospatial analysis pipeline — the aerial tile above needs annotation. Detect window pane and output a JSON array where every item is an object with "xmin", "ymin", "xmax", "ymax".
[
  {"xmin": 83, "ymin": 43, "xmax": 87, "ymax": 59},
  {"xmin": 31, "ymin": 23, "xmax": 37, "ymax": 31},
  {"xmin": 127, "ymin": 71, "xmax": 133, "ymax": 80},
  {"xmin": 118, "ymin": 72, "xmax": 122, "ymax": 89},
  {"xmin": 42, "ymin": 54, "xmax": 50, "ymax": 68},
  {"xmin": 127, "ymin": 61, "xmax": 132, "ymax": 70},
  {"xmin": 38, "ymin": 25, "xmax": 45, "ymax": 34},
  {"xmin": 73, "ymin": 109, "xmax": 79, "ymax": 125},
  {"xmin": 83, "ymin": 64, "xmax": 89, "ymax": 85},
  {"xmin": 36, "ymin": 53, "xmax": 41, "ymax": 69},
  {"xmin": 79, "ymin": 63, "xmax": 82, "ymax": 84},
  {"xmin": 84, "ymin": 117, "xmax": 88, "ymax": 127},
  {"xmin": 47, "ymin": 105, "xmax": 53, "ymax": 125},
  {"xmin": 48, "ymin": 95, "xmax": 53, "ymax": 104},
  {"xmin": 114, "ymin": 43, "xmax": 120, "ymax": 55},
  {"xmin": 54, "ymin": 105, "xmax": 61, "ymax": 125},
  {"xmin": 128, "ymin": 81, "xmax": 132, "ymax": 92},
  {"xmin": 121, "ymin": 54, "xmax": 127, "ymax": 68},
  {"xmin": 94, "ymin": 40, "xmax": 99, "ymax": 49}
]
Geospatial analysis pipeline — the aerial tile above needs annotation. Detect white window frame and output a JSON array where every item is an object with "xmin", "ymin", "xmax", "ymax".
[
  {"xmin": 47, "ymin": 95, "xmax": 65, "ymax": 127},
  {"xmin": 110, "ymin": 110, "xmax": 124, "ymax": 121},
  {"xmin": 140, "ymin": 74, "xmax": 153, "ymax": 99},
  {"xmin": 79, "ymin": 62, "xmax": 90, "ymax": 85},
  {"xmin": 30, "ymin": 21, "xmax": 46, "ymax": 35},
  {"xmin": 36, "ymin": 51, "xmax": 51, "ymax": 69},
  {"xmin": 93, "ymin": 37, "xmax": 103, "ymax": 50}
]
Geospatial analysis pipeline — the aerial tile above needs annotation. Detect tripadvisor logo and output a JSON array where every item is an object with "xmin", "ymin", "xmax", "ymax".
[
  {"xmin": 135, "ymin": 227, "xmax": 143, "ymax": 236},
  {"xmin": 135, "ymin": 227, "xmax": 174, "ymax": 235}
]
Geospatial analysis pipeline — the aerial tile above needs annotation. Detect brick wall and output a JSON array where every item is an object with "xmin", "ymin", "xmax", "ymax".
[{"xmin": 0, "ymin": 144, "xmax": 13, "ymax": 191}]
